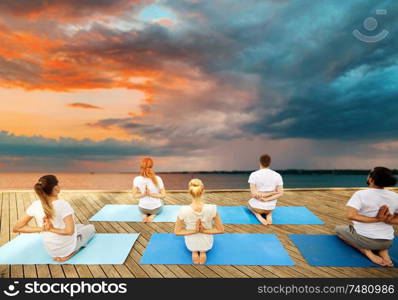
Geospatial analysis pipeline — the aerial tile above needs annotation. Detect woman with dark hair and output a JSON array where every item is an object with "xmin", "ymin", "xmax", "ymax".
[
  {"xmin": 13, "ymin": 175, "xmax": 96, "ymax": 262},
  {"xmin": 336, "ymin": 167, "xmax": 398, "ymax": 267},
  {"xmin": 132, "ymin": 157, "xmax": 166, "ymax": 223}
]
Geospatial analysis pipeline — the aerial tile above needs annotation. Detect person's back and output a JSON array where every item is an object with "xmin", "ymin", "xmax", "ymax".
[
  {"xmin": 347, "ymin": 189, "xmax": 398, "ymax": 239},
  {"xmin": 27, "ymin": 199, "xmax": 77, "ymax": 257},
  {"xmin": 179, "ymin": 204, "xmax": 217, "ymax": 232},
  {"xmin": 132, "ymin": 157, "xmax": 166, "ymax": 223},
  {"xmin": 248, "ymin": 168, "xmax": 283, "ymax": 211},
  {"xmin": 249, "ymin": 168, "xmax": 282, "ymax": 192},
  {"xmin": 174, "ymin": 179, "xmax": 224, "ymax": 264},
  {"xmin": 13, "ymin": 175, "xmax": 96, "ymax": 262},
  {"xmin": 133, "ymin": 175, "xmax": 164, "ymax": 207},
  {"xmin": 336, "ymin": 167, "xmax": 398, "ymax": 267},
  {"xmin": 247, "ymin": 154, "xmax": 284, "ymax": 225}
]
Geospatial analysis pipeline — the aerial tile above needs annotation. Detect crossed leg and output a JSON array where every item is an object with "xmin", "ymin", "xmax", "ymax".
[
  {"xmin": 248, "ymin": 205, "xmax": 271, "ymax": 225},
  {"xmin": 336, "ymin": 234, "xmax": 386, "ymax": 266},
  {"xmin": 378, "ymin": 249, "xmax": 394, "ymax": 267}
]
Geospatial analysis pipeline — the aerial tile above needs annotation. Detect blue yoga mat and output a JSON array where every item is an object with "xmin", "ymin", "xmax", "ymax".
[
  {"xmin": 90, "ymin": 204, "xmax": 322, "ymax": 224},
  {"xmin": 289, "ymin": 234, "xmax": 398, "ymax": 267},
  {"xmin": 0, "ymin": 233, "xmax": 139, "ymax": 265},
  {"xmin": 89, "ymin": 205, "xmax": 182, "ymax": 222},
  {"xmin": 140, "ymin": 233, "xmax": 295, "ymax": 265},
  {"xmin": 218, "ymin": 206, "xmax": 323, "ymax": 225}
]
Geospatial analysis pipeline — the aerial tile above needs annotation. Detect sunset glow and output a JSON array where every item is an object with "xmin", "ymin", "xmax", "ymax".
[{"xmin": 0, "ymin": 0, "xmax": 397, "ymax": 172}]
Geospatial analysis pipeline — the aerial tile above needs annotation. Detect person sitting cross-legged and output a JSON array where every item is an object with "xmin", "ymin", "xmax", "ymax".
[
  {"xmin": 336, "ymin": 167, "xmax": 398, "ymax": 267},
  {"xmin": 247, "ymin": 154, "xmax": 284, "ymax": 225}
]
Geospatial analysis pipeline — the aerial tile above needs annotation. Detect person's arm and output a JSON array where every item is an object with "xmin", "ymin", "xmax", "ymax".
[
  {"xmin": 200, "ymin": 213, "xmax": 224, "ymax": 235},
  {"xmin": 132, "ymin": 186, "xmax": 146, "ymax": 199},
  {"xmin": 259, "ymin": 185, "xmax": 284, "ymax": 202},
  {"xmin": 13, "ymin": 215, "xmax": 43, "ymax": 233},
  {"xmin": 46, "ymin": 215, "xmax": 75, "ymax": 236},
  {"xmin": 149, "ymin": 188, "xmax": 166, "ymax": 199},
  {"xmin": 250, "ymin": 184, "xmax": 277, "ymax": 199},
  {"xmin": 346, "ymin": 206, "xmax": 389, "ymax": 223},
  {"xmin": 385, "ymin": 213, "xmax": 398, "ymax": 225},
  {"xmin": 174, "ymin": 217, "xmax": 200, "ymax": 236}
]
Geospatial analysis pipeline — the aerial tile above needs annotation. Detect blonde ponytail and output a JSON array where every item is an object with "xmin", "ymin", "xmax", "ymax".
[
  {"xmin": 34, "ymin": 175, "xmax": 58, "ymax": 220},
  {"xmin": 188, "ymin": 178, "xmax": 204, "ymax": 198}
]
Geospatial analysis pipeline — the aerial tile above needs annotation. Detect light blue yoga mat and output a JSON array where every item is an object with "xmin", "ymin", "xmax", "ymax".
[
  {"xmin": 89, "ymin": 205, "xmax": 182, "ymax": 222},
  {"xmin": 90, "ymin": 204, "xmax": 322, "ymax": 224},
  {"xmin": 218, "ymin": 206, "xmax": 323, "ymax": 225},
  {"xmin": 140, "ymin": 233, "xmax": 295, "ymax": 265},
  {"xmin": 289, "ymin": 234, "xmax": 398, "ymax": 267},
  {"xmin": 0, "ymin": 233, "xmax": 139, "ymax": 265}
]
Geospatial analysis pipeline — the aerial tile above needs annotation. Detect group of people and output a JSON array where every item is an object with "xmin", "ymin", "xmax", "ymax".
[{"xmin": 12, "ymin": 155, "xmax": 398, "ymax": 266}]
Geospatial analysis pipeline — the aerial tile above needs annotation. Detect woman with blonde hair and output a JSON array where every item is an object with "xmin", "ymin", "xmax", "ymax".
[
  {"xmin": 132, "ymin": 157, "xmax": 166, "ymax": 223},
  {"xmin": 174, "ymin": 179, "xmax": 224, "ymax": 264},
  {"xmin": 13, "ymin": 175, "xmax": 96, "ymax": 262}
]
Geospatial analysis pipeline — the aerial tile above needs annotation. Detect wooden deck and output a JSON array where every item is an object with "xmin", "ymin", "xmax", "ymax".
[{"xmin": 1, "ymin": 189, "xmax": 397, "ymax": 278}]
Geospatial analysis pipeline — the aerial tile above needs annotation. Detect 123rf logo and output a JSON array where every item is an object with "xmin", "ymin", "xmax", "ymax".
[{"xmin": 2, "ymin": 281, "xmax": 128, "ymax": 297}]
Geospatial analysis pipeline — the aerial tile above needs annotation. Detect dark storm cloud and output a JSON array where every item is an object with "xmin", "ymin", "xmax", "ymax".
[
  {"xmin": 0, "ymin": 131, "xmax": 169, "ymax": 159},
  {"xmin": 2, "ymin": 0, "xmax": 398, "ymax": 145},
  {"xmin": 61, "ymin": 0, "xmax": 398, "ymax": 141}
]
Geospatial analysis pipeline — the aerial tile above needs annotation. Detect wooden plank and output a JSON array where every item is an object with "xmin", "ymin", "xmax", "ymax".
[
  {"xmin": 0, "ymin": 192, "xmax": 10, "ymax": 277},
  {"xmin": 22, "ymin": 192, "xmax": 39, "ymax": 278},
  {"xmin": 66, "ymin": 192, "xmax": 127, "ymax": 278}
]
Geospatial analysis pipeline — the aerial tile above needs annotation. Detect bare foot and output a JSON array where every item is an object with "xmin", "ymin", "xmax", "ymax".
[
  {"xmin": 147, "ymin": 214, "xmax": 156, "ymax": 223},
  {"xmin": 192, "ymin": 252, "xmax": 200, "ymax": 264},
  {"xmin": 266, "ymin": 213, "xmax": 273, "ymax": 225},
  {"xmin": 199, "ymin": 252, "xmax": 207, "ymax": 265},
  {"xmin": 362, "ymin": 249, "xmax": 386, "ymax": 266},
  {"xmin": 379, "ymin": 250, "xmax": 394, "ymax": 267},
  {"xmin": 53, "ymin": 252, "xmax": 76, "ymax": 262},
  {"xmin": 254, "ymin": 213, "xmax": 269, "ymax": 225}
]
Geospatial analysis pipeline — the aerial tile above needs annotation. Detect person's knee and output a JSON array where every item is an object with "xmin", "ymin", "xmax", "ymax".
[
  {"xmin": 90, "ymin": 224, "xmax": 96, "ymax": 230},
  {"xmin": 87, "ymin": 224, "xmax": 96, "ymax": 235},
  {"xmin": 335, "ymin": 225, "xmax": 346, "ymax": 235}
]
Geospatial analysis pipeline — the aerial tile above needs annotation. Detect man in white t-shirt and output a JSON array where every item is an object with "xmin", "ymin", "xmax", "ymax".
[
  {"xmin": 247, "ymin": 154, "xmax": 283, "ymax": 225},
  {"xmin": 336, "ymin": 167, "xmax": 398, "ymax": 267}
]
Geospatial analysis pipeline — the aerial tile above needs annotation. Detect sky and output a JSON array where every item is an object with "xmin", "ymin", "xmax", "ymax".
[{"xmin": 0, "ymin": 0, "xmax": 397, "ymax": 172}]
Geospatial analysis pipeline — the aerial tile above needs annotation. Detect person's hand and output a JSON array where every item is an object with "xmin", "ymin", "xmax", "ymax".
[
  {"xmin": 198, "ymin": 219, "xmax": 205, "ymax": 232},
  {"xmin": 254, "ymin": 192, "xmax": 262, "ymax": 200},
  {"xmin": 376, "ymin": 205, "xmax": 390, "ymax": 222},
  {"xmin": 195, "ymin": 219, "xmax": 202, "ymax": 233},
  {"xmin": 385, "ymin": 214, "xmax": 395, "ymax": 224},
  {"xmin": 42, "ymin": 217, "xmax": 53, "ymax": 231},
  {"xmin": 144, "ymin": 185, "xmax": 150, "ymax": 196}
]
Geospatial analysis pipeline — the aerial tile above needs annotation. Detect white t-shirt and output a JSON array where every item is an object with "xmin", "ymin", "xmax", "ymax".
[
  {"xmin": 248, "ymin": 168, "xmax": 283, "ymax": 210},
  {"xmin": 26, "ymin": 199, "xmax": 77, "ymax": 258},
  {"xmin": 346, "ymin": 189, "xmax": 398, "ymax": 240},
  {"xmin": 133, "ymin": 175, "xmax": 165, "ymax": 210},
  {"xmin": 178, "ymin": 204, "xmax": 217, "ymax": 252}
]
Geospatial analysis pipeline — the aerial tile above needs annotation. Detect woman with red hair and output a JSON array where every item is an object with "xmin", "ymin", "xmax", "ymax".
[{"xmin": 132, "ymin": 157, "xmax": 166, "ymax": 223}]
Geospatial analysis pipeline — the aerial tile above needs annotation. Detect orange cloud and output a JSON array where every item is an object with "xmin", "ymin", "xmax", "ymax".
[
  {"xmin": 67, "ymin": 103, "xmax": 103, "ymax": 110},
  {"xmin": 0, "ymin": 22, "xmax": 63, "ymax": 59},
  {"xmin": 0, "ymin": 0, "xmax": 151, "ymax": 22}
]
